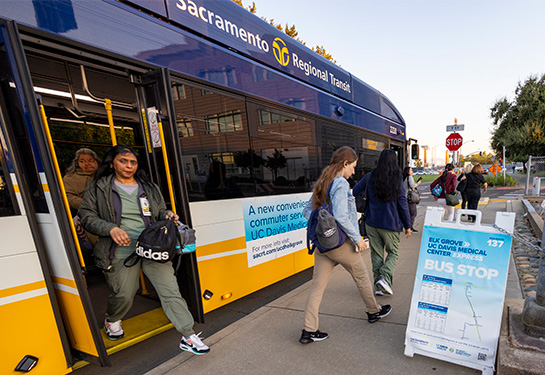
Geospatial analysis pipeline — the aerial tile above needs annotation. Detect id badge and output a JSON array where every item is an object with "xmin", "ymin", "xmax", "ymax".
[{"xmin": 140, "ymin": 197, "xmax": 152, "ymax": 216}]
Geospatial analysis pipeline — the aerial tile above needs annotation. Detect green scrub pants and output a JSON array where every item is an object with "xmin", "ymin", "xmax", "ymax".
[{"xmin": 104, "ymin": 255, "xmax": 195, "ymax": 337}]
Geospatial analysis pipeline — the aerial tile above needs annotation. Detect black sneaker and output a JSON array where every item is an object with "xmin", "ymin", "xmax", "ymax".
[
  {"xmin": 367, "ymin": 305, "xmax": 392, "ymax": 323},
  {"xmin": 411, "ymin": 228, "xmax": 418, "ymax": 233},
  {"xmin": 299, "ymin": 329, "xmax": 329, "ymax": 344}
]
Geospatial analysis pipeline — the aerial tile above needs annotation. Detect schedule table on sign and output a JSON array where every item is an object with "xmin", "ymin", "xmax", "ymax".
[{"xmin": 418, "ymin": 275, "xmax": 452, "ymax": 306}]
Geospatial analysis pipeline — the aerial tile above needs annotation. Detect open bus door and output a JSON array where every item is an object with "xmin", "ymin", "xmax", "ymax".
[
  {"xmin": 135, "ymin": 68, "xmax": 204, "ymax": 323},
  {"xmin": 0, "ymin": 21, "xmax": 110, "ymax": 368}
]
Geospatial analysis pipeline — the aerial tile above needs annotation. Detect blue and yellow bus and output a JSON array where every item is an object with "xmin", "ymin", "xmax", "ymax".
[{"xmin": 0, "ymin": 0, "xmax": 408, "ymax": 372}]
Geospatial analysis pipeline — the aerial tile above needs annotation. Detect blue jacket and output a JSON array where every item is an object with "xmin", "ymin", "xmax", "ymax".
[
  {"xmin": 303, "ymin": 174, "xmax": 361, "ymax": 244},
  {"xmin": 353, "ymin": 173, "xmax": 411, "ymax": 232}
]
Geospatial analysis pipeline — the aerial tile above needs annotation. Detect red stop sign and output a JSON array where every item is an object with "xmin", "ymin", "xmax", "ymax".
[{"xmin": 446, "ymin": 133, "xmax": 463, "ymax": 151}]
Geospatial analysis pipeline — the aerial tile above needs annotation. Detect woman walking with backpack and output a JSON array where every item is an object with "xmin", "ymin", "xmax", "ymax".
[
  {"xmin": 79, "ymin": 145, "xmax": 209, "ymax": 355},
  {"xmin": 430, "ymin": 163, "xmax": 457, "ymax": 221},
  {"xmin": 353, "ymin": 149, "xmax": 412, "ymax": 296},
  {"xmin": 299, "ymin": 146, "xmax": 391, "ymax": 345}
]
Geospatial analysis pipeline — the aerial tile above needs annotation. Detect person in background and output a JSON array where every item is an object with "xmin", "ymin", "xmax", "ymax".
[
  {"xmin": 353, "ymin": 149, "xmax": 412, "ymax": 297},
  {"xmin": 457, "ymin": 163, "xmax": 474, "ymax": 210},
  {"xmin": 465, "ymin": 164, "xmax": 488, "ymax": 223},
  {"xmin": 300, "ymin": 146, "xmax": 391, "ymax": 345},
  {"xmin": 430, "ymin": 163, "xmax": 457, "ymax": 221},
  {"xmin": 402, "ymin": 167, "xmax": 421, "ymax": 233},
  {"xmin": 64, "ymin": 148, "xmax": 100, "ymax": 216},
  {"xmin": 79, "ymin": 145, "xmax": 209, "ymax": 355}
]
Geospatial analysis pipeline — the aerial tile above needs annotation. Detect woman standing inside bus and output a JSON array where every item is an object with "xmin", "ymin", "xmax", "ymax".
[
  {"xmin": 353, "ymin": 149, "xmax": 412, "ymax": 296},
  {"xmin": 63, "ymin": 148, "xmax": 100, "ymax": 216},
  {"xmin": 300, "ymin": 146, "xmax": 391, "ymax": 344},
  {"xmin": 79, "ymin": 145, "xmax": 209, "ymax": 355}
]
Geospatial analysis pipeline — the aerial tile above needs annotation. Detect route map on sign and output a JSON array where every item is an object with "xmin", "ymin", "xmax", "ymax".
[{"xmin": 459, "ymin": 281, "xmax": 488, "ymax": 342}]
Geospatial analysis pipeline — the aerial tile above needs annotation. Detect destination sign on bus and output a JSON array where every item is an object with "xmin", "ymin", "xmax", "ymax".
[{"xmin": 167, "ymin": 0, "xmax": 352, "ymax": 99}]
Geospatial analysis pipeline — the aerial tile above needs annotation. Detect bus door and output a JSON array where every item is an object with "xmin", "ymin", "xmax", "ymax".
[
  {"xmin": 135, "ymin": 68, "xmax": 204, "ymax": 322},
  {"xmin": 0, "ymin": 21, "xmax": 109, "ymax": 367}
]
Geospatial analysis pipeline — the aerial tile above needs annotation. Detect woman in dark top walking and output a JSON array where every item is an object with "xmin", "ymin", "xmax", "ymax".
[
  {"xmin": 457, "ymin": 163, "xmax": 473, "ymax": 210},
  {"xmin": 353, "ymin": 149, "xmax": 412, "ymax": 296},
  {"xmin": 465, "ymin": 164, "xmax": 488, "ymax": 222}
]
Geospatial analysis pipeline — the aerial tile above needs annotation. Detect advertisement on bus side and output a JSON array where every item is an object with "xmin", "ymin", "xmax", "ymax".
[{"xmin": 242, "ymin": 194, "xmax": 309, "ymax": 267}]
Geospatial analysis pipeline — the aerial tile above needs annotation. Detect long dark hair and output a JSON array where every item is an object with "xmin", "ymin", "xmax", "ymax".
[
  {"xmin": 402, "ymin": 166, "xmax": 411, "ymax": 181},
  {"xmin": 370, "ymin": 149, "xmax": 402, "ymax": 202},
  {"xmin": 94, "ymin": 144, "xmax": 150, "ymax": 183},
  {"xmin": 440, "ymin": 163, "xmax": 455, "ymax": 184},
  {"xmin": 312, "ymin": 146, "xmax": 357, "ymax": 209}
]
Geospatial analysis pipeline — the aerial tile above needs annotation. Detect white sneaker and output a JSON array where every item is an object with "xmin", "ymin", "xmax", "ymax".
[
  {"xmin": 375, "ymin": 290, "xmax": 385, "ymax": 296},
  {"xmin": 180, "ymin": 332, "xmax": 210, "ymax": 355},
  {"xmin": 104, "ymin": 319, "xmax": 125, "ymax": 340},
  {"xmin": 376, "ymin": 276, "xmax": 393, "ymax": 295}
]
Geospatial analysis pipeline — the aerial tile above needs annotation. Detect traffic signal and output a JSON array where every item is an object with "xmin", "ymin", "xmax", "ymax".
[{"xmin": 411, "ymin": 144, "xmax": 419, "ymax": 160}]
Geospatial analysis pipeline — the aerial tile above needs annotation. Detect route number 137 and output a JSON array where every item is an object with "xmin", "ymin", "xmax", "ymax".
[{"xmin": 487, "ymin": 239, "xmax": 504, "ymax": 247}]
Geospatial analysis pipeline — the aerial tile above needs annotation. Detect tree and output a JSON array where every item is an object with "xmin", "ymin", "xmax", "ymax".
[
  {"xmin": 234, "ymin": 149, "xmax": 265, "ymax": 179},
  {"xmin": 460, "ymin": 152, "xmax": 494, "ymax": 165},
  {"xmin": 264, "ymin": 149, "xmax": 287, "ymax": 181},
  {"xmin": 233, "ymin": 0, "xmax": 336, "ymax": 63},
  {"xmin": 490, "ymin": 74, "xmax": 545, "ymax": 162},
  {"xmin": 311, "ymin": 45, "xmax": 336, "ymax": 64}
]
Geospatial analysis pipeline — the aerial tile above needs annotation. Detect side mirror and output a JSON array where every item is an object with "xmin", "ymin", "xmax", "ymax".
[{"xmin": 411, "ymin": 144, "xmax": 419, "ymax": 160}]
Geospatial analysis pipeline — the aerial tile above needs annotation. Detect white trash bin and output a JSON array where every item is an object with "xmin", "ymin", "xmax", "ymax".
[{"xmin": 532, "ymin": 177, "xmax": 541, "ymax": 196}]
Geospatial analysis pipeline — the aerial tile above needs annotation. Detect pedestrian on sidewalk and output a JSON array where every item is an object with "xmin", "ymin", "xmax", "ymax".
[
  {"xmin": 403, "ymin": 166, "xmax": 421, "ymax": 232},
  {"xmin": 300, "ymin": 146, "xmax": 391, "ymax": 344},
  {"xmin": 457, "ymin": 163, "xmax": 473, "ymax": 210},
  {"xmin": 353, "ymin": 149, "xmax": 412, "ymax": 297},
  {"xmin": 79, "ymin": 145, "xmax": 210, "ymax": 355},
  {"xmin": 430, "ymin": 163, "xmax": 457, "ymax": 221},
  {"xmin": 465, "ymin": 163, "xmax": 488, "ymax": 223}
]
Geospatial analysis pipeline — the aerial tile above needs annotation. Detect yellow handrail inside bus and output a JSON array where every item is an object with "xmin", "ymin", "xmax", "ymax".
[
  {"xmin": 157, "ymin": 120, "xmax": 176, "ymax": 214},
  {"xmin": 105, "ymin": 98, "xmax": 117, "ymax": 146},
  {"xmin": 38, "ymin": 104, "xmax": 86, "ymax": 269}
]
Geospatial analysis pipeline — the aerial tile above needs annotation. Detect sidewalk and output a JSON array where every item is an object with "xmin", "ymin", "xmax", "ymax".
[{"xmin": 146, "ymin": 200, "xmax": 522, "ymax": 375}]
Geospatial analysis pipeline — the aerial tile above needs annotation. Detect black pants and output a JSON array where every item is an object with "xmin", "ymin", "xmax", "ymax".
[
  {"xmin": 408, "ymin": 202, "xmax": 417, "ymax": 228},
  {"xmin": 460, "ymin": 192, "xmax": 468, "ymax": 209},
  {"xmin": 466, "ymin": 193, "xmax": 481, "ymax": 222}
]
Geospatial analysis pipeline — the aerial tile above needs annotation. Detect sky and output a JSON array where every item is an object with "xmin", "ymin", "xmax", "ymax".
[{"xmin": 246, "ymin": 0, "xmax": 545, "ymax": 165}]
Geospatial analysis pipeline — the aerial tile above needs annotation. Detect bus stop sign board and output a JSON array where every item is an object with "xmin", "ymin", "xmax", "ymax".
[{"xmin": 446, "ymin": 133, "xmax": 463, "ymax": 151}]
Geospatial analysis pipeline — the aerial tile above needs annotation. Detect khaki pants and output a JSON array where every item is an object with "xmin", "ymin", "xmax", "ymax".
[
  {"xmin": 104, "ymin": 256, "xmax": 195, "ymax": 337},
  {"xmin": 303, "ymin": 240, "xmax": 381, "ymax": 332}
]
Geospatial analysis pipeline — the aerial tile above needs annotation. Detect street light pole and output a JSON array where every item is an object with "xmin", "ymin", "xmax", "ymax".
[{"xmin": 459, "ymin": 140, "xmax": 475, "ymax": 166}]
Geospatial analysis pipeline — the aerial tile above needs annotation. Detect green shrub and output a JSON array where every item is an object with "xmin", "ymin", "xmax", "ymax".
[{"xmin": 485, "ymin": 174, "xmax": 517, "ymax": 186}]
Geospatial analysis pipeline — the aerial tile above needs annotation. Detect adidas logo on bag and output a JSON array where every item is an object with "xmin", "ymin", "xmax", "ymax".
[
  {"xmin": 323, "ymin": 227, "xmax": 337, "ymax": 238},
  {"xmin": 135, "ymin": 244, "xmax": 170, "ymax": 261}
]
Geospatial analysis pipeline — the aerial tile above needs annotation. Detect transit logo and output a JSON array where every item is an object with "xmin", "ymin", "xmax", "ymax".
[{"xmin": 272, "ymin": 37, "xmax": 289, "ymax": 66}]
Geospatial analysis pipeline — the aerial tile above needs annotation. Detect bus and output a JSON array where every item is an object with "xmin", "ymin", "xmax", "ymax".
[{"xmin": 0, "ymin": 0, "xmax": 409, "ymax": 373}]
